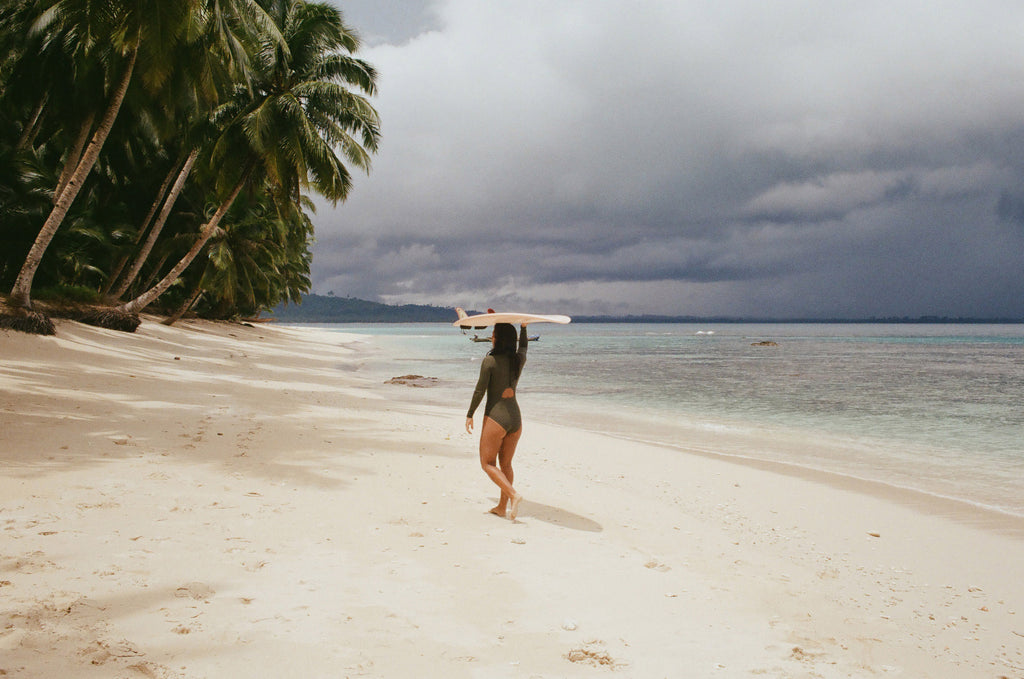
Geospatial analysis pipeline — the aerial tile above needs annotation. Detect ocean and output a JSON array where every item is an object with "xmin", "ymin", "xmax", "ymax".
[{"xmin": 312, "ymin": 322, "xmax": 1024, "ymax": 519}]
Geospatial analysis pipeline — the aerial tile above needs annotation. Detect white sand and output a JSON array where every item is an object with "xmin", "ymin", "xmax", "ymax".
[{"xmin": 1, "ymin": 318, "xmax": 1022, "ymax": 678}]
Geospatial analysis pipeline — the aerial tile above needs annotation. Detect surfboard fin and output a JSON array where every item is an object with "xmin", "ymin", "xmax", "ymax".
[{"xmin": 455, "ymin": 306, "xmax": 487, "ymax": 329}]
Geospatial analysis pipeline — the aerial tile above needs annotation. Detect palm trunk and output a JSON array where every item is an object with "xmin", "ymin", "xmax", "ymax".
[
  {"xmin": 162, "ymin": 286, "xmax": 205, "ymax": 326},
  {"xmin": 138, "ymin": 252, "xmax": 169, "ymax": 294},
  {"xmin": 15, "ymin": 94, "xmax": 48, "ymax": 152},
  {"xmin": 8, "ymin": 47, "xmax": 138, "ymax": 309},
  {"xmin": 54, "ymin": 112, "xmax": 96, "ymax": 204},
  {"xmin": 108, "ymin": 148, "xmax": 198, "ymax": 300},
  {"xmin": 100, "ymin": 163, "xmax": 167, "ymax": 297},
  {"xmin": 117, "ymin": 172, "xmax": 248, "ymax": 315}
]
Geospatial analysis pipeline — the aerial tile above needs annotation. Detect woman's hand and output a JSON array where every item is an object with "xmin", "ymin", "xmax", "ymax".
[{"xmin": 465, "ymin": 417, "xmax": 474, "ymax": 434}]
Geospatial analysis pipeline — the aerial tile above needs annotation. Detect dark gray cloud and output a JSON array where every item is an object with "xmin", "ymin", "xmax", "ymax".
[
  {"xmin": 315, "ymin": 1, "xmax": 1024, "ymax": 318},
  {"xmin": 332, "ymin": 0, "xmax": 439, "ymax": 45}
]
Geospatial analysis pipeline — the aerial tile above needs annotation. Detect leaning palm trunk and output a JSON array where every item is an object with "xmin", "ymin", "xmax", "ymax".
[
  {"xmin": 162, "ymin": 286, "xmax": 205, "ymax": 326},
  {"xmin": 8, "ymin": 48, "xmax": 138, "ymax": 309},
  {"xmin": 102, "ymin": 153, "xmax": 192, "ymax": 296},
  {"xmin": 108, "ymin": 148, "xmax": 199, "ymax": 300},
  {"xmin": 117, "ymin": 173, "xmax": 248, "ymax": 315},
  {"xmin": 101, "ymin": 157, "xmax": 179, "ymax": 297},
  {"xmin": 15, "ymin": 94, "xmax": 48, "ymax": 152},
  {"xmin": 54, "ymin": 112, "xmax": 96, "ymax": 204}
]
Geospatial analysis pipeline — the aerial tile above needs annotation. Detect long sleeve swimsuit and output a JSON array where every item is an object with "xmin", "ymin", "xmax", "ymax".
[{"xmin": 467, "ymin": 326, "xmax": 529, "ymax": 432}]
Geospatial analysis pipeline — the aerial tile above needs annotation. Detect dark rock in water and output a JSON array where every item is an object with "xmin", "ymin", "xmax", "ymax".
[
  {"xmin": 751, "ymin": 340, "xmax": 778, "ymax": 346},
  {"xmin": 386, "ymin": 374, "xmax": 440, "ymax": 387}
]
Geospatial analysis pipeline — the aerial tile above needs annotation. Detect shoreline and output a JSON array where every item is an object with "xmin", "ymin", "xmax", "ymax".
[
  {"xmin": 595, "ymin": 426, "xmax": 1024, "ymax": 536},
  {"xmin": 2, "ymin": 318, "xmax": 1022, "ymax": 677},
  {"xmin": 350, "ymin": 321, "xmax": 1024, "ymax": 522},
  {"xmin": 346, "ymin": 322, "xmax": 1024, "ymax": 527}
]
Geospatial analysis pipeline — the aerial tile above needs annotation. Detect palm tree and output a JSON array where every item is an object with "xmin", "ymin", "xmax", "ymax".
[
  {"xmin": 117, "ymin": 0, "xmax": 380, "ymax": 316},
  {"xmin": 5, "ymin": 0, "xmax": 282, "ymax": 317},
  {"xmin": 8, "ymin": 0, "xmax": 162, "ymax": 310},
  {"xmin": 187, "ymin": 192, "xmax": 314, "ymax": 322},
  {"xmin": 104, "ymin": 0, "xmax": 282, "ymax": 301},
  {"xmin": 160, "ymin": 196, "xmax": 282, "ymax": 324}
]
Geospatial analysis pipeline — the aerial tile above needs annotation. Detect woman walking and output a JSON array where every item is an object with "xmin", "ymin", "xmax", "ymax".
[{"xmin": 465, "ymin": 323, "xmax": 529, "ymax": 519}]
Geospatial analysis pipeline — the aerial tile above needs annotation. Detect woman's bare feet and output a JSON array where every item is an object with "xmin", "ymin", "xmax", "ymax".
[
  {"xmin": 509, "ymin": 493, "xmax": 523, "ymax": 520},
  {"xmin": 488, "ymin": 505, "xmax": 506, "ymax": 518}
]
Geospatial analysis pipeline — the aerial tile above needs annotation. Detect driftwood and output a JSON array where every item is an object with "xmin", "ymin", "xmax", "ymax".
[{"xmin": 385, "ymin": 374, "xmax": 440, "ymax": 388}]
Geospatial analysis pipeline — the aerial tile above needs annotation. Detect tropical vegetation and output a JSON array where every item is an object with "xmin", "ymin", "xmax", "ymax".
[{"xmin": 0, "ymin": 0, "xmax": 379, "ymax": 333}]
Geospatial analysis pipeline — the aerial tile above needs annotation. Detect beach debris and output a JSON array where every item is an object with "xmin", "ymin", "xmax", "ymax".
[
  {"xmin": 385, "ymin": 374, "xmax": 439, "ymax": 387},
  {"xmin": 751, "ymin": 340, "xmax": 778, "ymax": 346},
  {"xmin": 511, "ymin": 537, "xmax": 526, "ymax": 545},
  {"xmin": 867, "ymin": 532, "xmax": 881, "ymax": 538},
  {"xmin": 790, "ymin": 646, "xmax": 824, "ymax": 661},
  {"xmin": 566, "ymin": 644, "xmax": 617, "ymax": 668},
  {"xmin": 644, "ymin": 559, "xmax": 671, "ymax": 572},
  {"xmin": 562, "ymin": 619, "xmax": 578, "ymax": 631}
]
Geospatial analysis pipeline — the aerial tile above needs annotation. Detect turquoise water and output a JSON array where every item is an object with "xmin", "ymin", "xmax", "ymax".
[{"xmin": 309, "ymin": 323, "xmax": 1024, "ymax": 518}]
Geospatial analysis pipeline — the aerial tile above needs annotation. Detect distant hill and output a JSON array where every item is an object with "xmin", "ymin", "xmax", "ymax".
[
  {"xmin": 269, "ymin": 295, "xmax": 1024, "ymax": 324},
  {"xmin": 270, "ymin": 295, "xmax": 458, "ymax": 323}
]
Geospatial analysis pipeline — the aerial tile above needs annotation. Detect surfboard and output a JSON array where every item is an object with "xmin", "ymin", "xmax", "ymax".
[
  {"xmin": 470, "ymin": 334, "xmax": 540, "ymax": 342},
  {"xmin": 453, "ymin": 311, "xmax": 571, "ymax": 328}
]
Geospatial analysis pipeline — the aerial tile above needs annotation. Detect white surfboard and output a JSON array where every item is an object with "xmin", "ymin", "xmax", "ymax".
[{"xmin": 453, "ymin": 310, "xmax": 571, "ymax": 328}]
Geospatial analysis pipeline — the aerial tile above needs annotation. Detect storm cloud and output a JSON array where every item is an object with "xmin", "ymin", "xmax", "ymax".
[{"xmin": 317, "ymin": 0, "xmax": 1024, "ymax": 318}]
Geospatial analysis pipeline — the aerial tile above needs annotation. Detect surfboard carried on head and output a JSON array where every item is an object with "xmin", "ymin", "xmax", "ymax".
[{"xmin": 454, "ymin": 307, "xmax": 571, "ymax": 328}]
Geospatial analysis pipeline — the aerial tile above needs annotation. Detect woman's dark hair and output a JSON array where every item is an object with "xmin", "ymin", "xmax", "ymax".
[{"xmin": 489, "ymin": 323, "xmax": 521, "ymax": 382}]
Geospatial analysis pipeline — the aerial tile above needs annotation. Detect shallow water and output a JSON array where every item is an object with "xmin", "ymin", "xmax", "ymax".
[{"xmin": 309, "ymin": 322, "xmax": 1024, "ymax": 518}]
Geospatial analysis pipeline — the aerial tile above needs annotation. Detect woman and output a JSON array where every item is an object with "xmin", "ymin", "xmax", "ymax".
[{"xmin": 465, "ymin": 322, "xmax": 529, "ymax": 520}]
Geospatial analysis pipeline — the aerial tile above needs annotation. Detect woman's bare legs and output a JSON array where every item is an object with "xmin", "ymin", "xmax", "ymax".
[
  {"xmin": 497, "ymin": 425, "xmax": 522, "ymax": 516},
  {"xmin": 479, "ymin": 416, "xmax": 523, "ymax": 519}
]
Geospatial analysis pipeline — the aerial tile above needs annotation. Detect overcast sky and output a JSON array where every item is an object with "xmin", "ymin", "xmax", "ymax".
[{"xmin": 315, "ymin": 0, "xmax": 1024, "ymax": 318}]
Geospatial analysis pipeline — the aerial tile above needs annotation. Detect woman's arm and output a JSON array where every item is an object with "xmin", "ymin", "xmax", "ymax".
[
  {"xmin": 467, "ymin": 358, "xmax": 491, "ymax": 418},
  {"xmin": 465, "ymin": 358, "xmax": 492, "ymax": 433},
  {"xmin": 516, "ymin": 324, "xmax": 529, "ymax": 372}
]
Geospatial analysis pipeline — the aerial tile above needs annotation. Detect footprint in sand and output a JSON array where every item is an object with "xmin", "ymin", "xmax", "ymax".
[
  {"xmin": 80, "ymin": 639, "xmax": 142, "ymax": 665},
  {"xmin": 174, "ymin": 582, "xmax": 215, "ymax": 601},
  {"xmin": 6, "ymin": 551, "xmax": 57, "ymax": 573}
]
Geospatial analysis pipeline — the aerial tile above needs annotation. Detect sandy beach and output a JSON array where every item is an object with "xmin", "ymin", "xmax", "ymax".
[{"xmin": 1, "ymin": 318, "xmax": 1022, "ymax": 678}]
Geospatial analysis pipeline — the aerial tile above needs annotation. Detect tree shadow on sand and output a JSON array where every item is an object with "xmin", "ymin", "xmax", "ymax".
[{"xmin": 518, "ymin": 500, "xmax": 602, "ymax": 532}]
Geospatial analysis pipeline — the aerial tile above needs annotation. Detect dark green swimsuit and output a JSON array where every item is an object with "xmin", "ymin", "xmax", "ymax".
[{"xmin": 467, "ymin": 326, "xmax": 529, "ymax": 432}]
